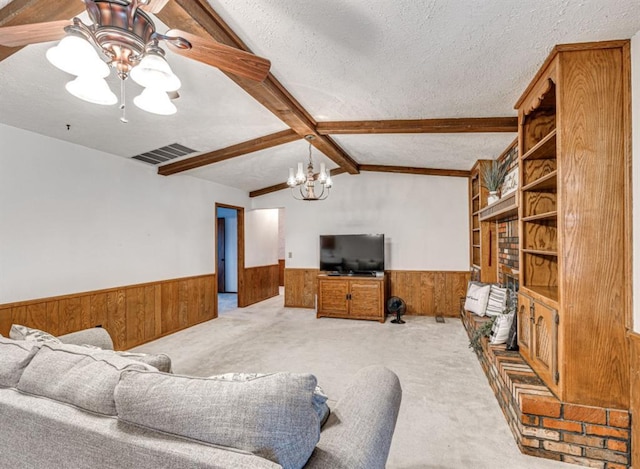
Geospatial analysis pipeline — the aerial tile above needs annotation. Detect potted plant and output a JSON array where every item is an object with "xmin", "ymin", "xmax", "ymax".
[{"xmin": 480, "ymin": 160, "xmax": 508, "ymax": 204}]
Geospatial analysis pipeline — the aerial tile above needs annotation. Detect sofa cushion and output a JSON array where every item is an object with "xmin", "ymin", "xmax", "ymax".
[
  {"xmin": 115, "ymin": 369, "xmax": 321, "ymax": 469},
  {"xmin": 17, "ymin": 343, "xmax": 152, "ymax": 415},
  {"xmin": 0, "ymin": 337, "xmax": 41, "ymax": 388},
  {"xmin": 9, "ymin": 324, "xmax": 61, "ymax": 343},
  {"xmin": 208, "ymin": 372, "xmax": 330, "ymax": 426}
]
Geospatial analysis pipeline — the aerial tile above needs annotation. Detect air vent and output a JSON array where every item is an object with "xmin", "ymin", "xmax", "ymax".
[{"xmin": 131, "ymin": 143, "xmax": 197, "ymax": 165}]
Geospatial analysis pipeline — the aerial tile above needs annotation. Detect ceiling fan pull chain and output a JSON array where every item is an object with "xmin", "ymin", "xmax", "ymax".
[{"xmin": 119, "ymin": 78, "xmax": 128, "ymax": 124}]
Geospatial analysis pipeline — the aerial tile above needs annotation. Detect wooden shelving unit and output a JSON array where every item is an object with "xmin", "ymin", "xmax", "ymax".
[
  {"xmin": 479, "ymin": 192, "xmax": 518, "ymax": 222},
  {"xmin": 469, "ymin": 160, "xmax": 497, "ymax": 283},
  {"xmin": 516, "ymin": 41, "xmax": 630, "ymax": 409}
]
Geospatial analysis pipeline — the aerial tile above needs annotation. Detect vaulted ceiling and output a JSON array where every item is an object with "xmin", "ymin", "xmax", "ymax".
[{"xmin": 1, "ymin": 0, "xmax": 639, "ymax": 197}]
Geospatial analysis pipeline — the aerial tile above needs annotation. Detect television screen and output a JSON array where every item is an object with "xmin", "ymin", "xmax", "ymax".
[{"xmin": 319, "ymin": 234, "xmax": 385, "ymax": 274}]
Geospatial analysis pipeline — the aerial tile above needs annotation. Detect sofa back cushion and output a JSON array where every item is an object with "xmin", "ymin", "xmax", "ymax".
[
  {"xmin": 17, "ymin": 343, "xmax": 151, "ymax": 415},
  {"xmin": 0, "ymin": 337, "xmax": 40, "ymax": 387},
  {"xmin": 115, "ymin": 369, "xmax": 321, "ymax": 469}
]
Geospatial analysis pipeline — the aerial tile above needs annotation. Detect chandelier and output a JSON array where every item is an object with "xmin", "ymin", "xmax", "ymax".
[
  {"xmin": 44, "ymin": 0, "xmax": 190, "ymax": 121},
  {"xmin": 287, "ymin": 135, "xmax": 333, "ymax": 201}
]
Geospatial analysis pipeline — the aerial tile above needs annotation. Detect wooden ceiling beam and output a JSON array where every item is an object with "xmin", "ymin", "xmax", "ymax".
[
  {"xmin": 158, "ymin": 0, "xmax": 359, "ymax": 175},
  {"xmin": 250, "ymin": 168, "xmax": 348, "ymax": 198},
  {"xmin": 316, "ymin": 117, "xmax": 518, "ymax": 135},
  {"xmin": 158, "ymin": 129, "xmax": 299, "ymax": 176},
  {"xmin": 0, "ymin": 0, "xmax": 85, "ymax": 62},
  {"xmin": 360, "ymin": 164, "xmax": 470, "ymax": 178}
]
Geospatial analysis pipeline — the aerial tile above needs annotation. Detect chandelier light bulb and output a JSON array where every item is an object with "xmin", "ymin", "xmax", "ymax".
[
  {"xmin": 325, "ymin": 175, "xmax": 333, "ymax": 189},
  {"xmin": 130, "ymin": 53, "xmax": 181, "ymax": 92},
  {"xmin": 133, "ymin": 87, "xmax": 177, "ymax": 115},
  {"xmin": 65, "ymin": 75, "xmax": 117, "ymax": 105},
  {"xmin": 318, "ymin": 162, "xmax": 327, "ymax": 183},
  {"xmin": 287, "ymin": 168, "xmax": 297, "ymax": 187},
  {"xmin": 47, "ymin": 35, "xmax": 110, "ymax": 78},
  {"xmin": 295, "ymin": 162, "xmax": 305, "ymax": 183}
]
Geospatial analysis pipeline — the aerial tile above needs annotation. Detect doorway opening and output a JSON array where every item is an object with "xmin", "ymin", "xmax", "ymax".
[{"xmin": 215, "ymin": 204, "xmax": 244, "ymax": 314}]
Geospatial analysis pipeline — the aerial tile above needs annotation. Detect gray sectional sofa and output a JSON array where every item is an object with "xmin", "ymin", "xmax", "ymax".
[{"xmin": 0, "ymin": 327, "xmax": 402, "ymax": 469}]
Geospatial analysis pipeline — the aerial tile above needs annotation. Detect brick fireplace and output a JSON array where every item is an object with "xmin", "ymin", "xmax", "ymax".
[{"xmin": 461, "ymin": 311, "xmax": 631, "ymax": 468}]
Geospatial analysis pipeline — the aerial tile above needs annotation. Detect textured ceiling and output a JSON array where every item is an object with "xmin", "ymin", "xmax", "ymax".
[{"xmin": 1, "ymin": 0, "xmax": 639, "ymax": 193}]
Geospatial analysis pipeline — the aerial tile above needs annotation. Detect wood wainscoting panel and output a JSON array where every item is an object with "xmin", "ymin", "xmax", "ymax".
[
  {"xmin": 629, "ymin": 331, "xmax": 640, "ymax": 468},
  {"xmin": 388, "ymin": 270, "xmax": 469, "ymax": 317},
  {"xmin": 239, "ymin": 264, "xmax": 279, "ymax": 307},
  {"xmin": 284, "ymin": 268, "xmax": 319, "ymax": 308},
  {"xmin": 0, "ymin": 274, "xmax": 216, "ymax": 350},
  {"xmin": 284, "ymin": 269, "xmax": 468, "ymax": 314}
]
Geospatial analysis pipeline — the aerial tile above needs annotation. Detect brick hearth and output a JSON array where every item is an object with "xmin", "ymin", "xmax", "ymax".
[{"xmin": 461, "ymin": 309, "xmax": 630, "ymax": 468}]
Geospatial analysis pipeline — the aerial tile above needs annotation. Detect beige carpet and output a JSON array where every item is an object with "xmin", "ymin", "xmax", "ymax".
[{"xmin": 132, "ymin": 293, "xmax": 575, "ymax": 469}]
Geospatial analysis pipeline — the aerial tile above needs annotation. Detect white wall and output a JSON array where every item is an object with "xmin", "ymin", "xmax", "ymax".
[
  {"xmin": 244, "ymin": 208, "xmax": 279, "ymax": 267},
  {"xmin": 0, "ymin": 124, "xmax": 251, "ymax": 303},
  {"xmin": 252, "ymin": 171, "xmax": 469, "ymax": 271},
  {"xmin": 632, "ymin": 31, "xmax": 640, "ymax": 331},
  {"xmin": 278, "ymin": 207, "xmax": 285, "ymax": 260}
]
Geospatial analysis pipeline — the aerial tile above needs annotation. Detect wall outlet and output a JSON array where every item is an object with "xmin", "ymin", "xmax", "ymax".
[{"xmin": 288, "ymin": 252, "xmax": 293, "ymax": 258}]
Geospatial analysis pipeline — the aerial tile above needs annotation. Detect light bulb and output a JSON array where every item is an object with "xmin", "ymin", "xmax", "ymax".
[
  {"xmin": 318, "ymin": 162, "xmax": 327, "ymax": 183},
  {"xmin": 287, "ymin": 168, "xmax": 297, "ymax": 187},
  {"xmin": 295, "ymin": 162, "xmax": 305, "ymax": 183},
  {"xmin": 325, "ymin": 175, "xmax": 333, "ymax": 188}
]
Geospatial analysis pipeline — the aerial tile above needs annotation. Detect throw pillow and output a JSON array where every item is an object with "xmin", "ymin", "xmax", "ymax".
[
  {"xmin": 489, "ymin": 312, "xmax": 515, "ymax": 345},
  {"xmin": 17, "ymin": 342, "xmax": 153, "ymax": 415},
  {"xmin": 115, "ymin": 369, "xmax": 321, "ymax": 469},
  {"xmin": 81, "ymin": 345, "xmax": 172, "ymax": 373},
  {"xmin": 208, "ymin": 372, "xmax": 330, "ymax": 426},
  {"xmin": 9, "ymin": 324, "xmax": 61, "ymax": 343},
  {"xmin": 505, "ymin": 313, "xmax": 519, "ymax": 351},
  {"xmin": 464, "ymin": 282, "xmax": 491, "ymax": 316},
  {"xmin": 485, "ymin": 285, "xmax": 508, "ymax": 316},
  {"xmin": 0, "ymin": 337, "xmax": 41, "ymax": 388},
  {"xmin": 112, "ymin": 350, "xmax": 172, "ymax": 373}
]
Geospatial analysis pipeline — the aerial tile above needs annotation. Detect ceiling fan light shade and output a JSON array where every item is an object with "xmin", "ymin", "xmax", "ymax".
[
  {"xmin": 133, "ymin": 87, "xmax": 177, "ymax": 115},
  {"xmin": 130, "ymin": 53, "xmax": 181, "ymax": 92},
  {"xmin": 46, "ymin": 35, "xmax": 110, "ymax": 78},
  {"xmin": 65, "ymin": 76, "xmax": 117, "ymax": 105}
]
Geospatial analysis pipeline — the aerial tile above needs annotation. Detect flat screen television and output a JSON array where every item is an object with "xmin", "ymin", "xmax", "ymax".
[{"xmin": 319, "ymin": 234, "xmax": 385, "ymax": 275}]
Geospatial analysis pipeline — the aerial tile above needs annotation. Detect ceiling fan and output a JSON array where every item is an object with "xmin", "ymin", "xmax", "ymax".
[{"xmin": 0, "ymin": 0, "xmax": 271, "ymax": 118}]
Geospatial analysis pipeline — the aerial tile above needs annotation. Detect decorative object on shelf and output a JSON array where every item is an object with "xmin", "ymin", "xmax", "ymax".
[
  {"xmin": 287, "ymin": 135, "xmax": 332, "ymax": 201},
  {"xmin": 480, "ymin": 160, "xmax": 507, "ymax": 205},
  {"xmin": 0, "ymin": 0, "xmax": 271, "ymax": 122},
  {"xmin": 501, "ymin": 167, "xmax": 519, "ymax": 197}
]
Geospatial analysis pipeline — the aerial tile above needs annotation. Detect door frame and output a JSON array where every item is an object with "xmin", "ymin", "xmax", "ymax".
[{"xmin": 215, "ymin": 203, "xmax": 245, "ymax": 310}]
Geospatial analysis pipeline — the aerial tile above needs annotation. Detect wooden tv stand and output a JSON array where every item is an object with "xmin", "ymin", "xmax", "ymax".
[{"xmin": 316, "ymin": 274, "xmax": 386, "ymax": 323}]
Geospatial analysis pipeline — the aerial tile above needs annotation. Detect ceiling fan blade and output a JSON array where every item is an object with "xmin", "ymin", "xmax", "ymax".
[
  {"xmin": 138, "ymin": 0, "xmax": 170, "ymax": 14},
  {"xmin": 0, "ymin": 20, "xmax": 71, "ymax": 47},
  {"xmin": 165, "ymin": 29, "xmax": 271, "ymax": 82}
]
